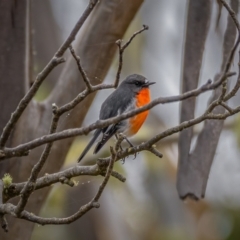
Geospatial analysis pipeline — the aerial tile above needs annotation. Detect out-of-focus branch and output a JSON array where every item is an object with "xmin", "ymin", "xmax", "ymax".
[
  {"xmin": 220, "ymin": 0, "xmax": 240, "ymax": 31},
  {"xmin": 0, "ymin": 180, "xmax": 8, "ymax": 232},
  {"xmin": 177, "ymin": 0, "xmax": 212, "ymax": 199},
  {"xmin": 0, "ymin": 0, "xmax": 98, "ymax": 148},
  {"xmin": 177, "ymin": 0, "xmax": 239, "ymax": 200},
  {"xmin": 0, "ymin": 132, "xmax": 121, "ymax": 226}
]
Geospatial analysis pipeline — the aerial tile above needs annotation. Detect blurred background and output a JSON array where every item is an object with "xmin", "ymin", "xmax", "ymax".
[{"xmin": 31, "ymin": 0, "xmax": 240, "ymax": 239}]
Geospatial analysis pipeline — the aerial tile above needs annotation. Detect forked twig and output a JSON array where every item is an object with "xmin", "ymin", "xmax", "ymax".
[{"xmin": 114, "ymin": 25, "xmax": 149, "ymax": 87}]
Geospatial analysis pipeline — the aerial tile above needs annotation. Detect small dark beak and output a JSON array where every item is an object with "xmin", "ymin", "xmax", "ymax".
[{"xmin": 145, "ymin": 81, "xmax": 156, "ymax": 87}]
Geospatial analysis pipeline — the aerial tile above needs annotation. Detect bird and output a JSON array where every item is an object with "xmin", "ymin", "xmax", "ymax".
[{"xmin": 77, "ymin": 74, "xmax": 155, "ymax": 162}]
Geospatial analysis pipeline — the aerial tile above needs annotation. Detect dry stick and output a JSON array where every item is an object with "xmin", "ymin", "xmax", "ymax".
[
  {"xmin": 220, "ymin": 0, "xmax": 240, "ymax": 31},
  {"xmin": 222, "ymin": 0, "xmax": 240, "ymax": 101},
  {"xmin": 114, "ymin": 104, "xmax": 240, "ymax": 162},
  {"xmin": 225, "ymin": 50, "xmax": 240, "ymax": 101},
  {"xmin": 6, "ymin": 164, "xmax": 125, "ymax": 201},
  {"xmin": 220, "ymin": 102, "xmax": 234, "ymax": 113},
  {"xmin": 145, "ymin": 71, "xmax": 240, "ymax": 151},
  {"xmin": 200, "ymin": 0, "xmax": 240, "ymax": 130},
  {"xmin": 148, "ymin": 147, "xmax": 163, "ymax": 159},
  {"xmin": 114, "ymin": 25, "xmax": 148, "ymax": 88},
  {"xmin": 0, "ymin": 0, "xmax": 98, "ymax": 148},
  {"xmin": 2, "ymin": 71, "xmax": 235, "ymax": 159},
  {"xmin": 208, "ymin": 105, "xmax": 240, "ymax": 119},
  {"xmin": 0, "ymin": 201, "xmax": 99, "ymax": 226},
  {"xmin": 15, "ymin": 106, "xmax": 60, "ymax": 216},
  {"xmin": 69, "ymin": 45, "xmax": 92, "ymax": 90},
  {"xmin": 0, "ymin": 133, "xmax": 120, "ymax": 225},
  {"xmin": 98, "ymin": 88, "xmax": 240, "ymax": 164},
  {"xmin": 93, "ymin": 140, "xmax": 120, "ymax": 201},
  {"xmin": 0, "ymin": 180, "xmax": 8, "ymax": 232}
]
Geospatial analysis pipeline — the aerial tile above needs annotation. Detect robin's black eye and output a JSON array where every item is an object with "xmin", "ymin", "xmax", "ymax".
[{"xmin": 135, "ymin": 81, "xmax": 141, "ymax": 86}]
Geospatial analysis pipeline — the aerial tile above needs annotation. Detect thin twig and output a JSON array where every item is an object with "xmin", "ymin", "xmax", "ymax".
[
  {"xmin": 122, "ymin": 25, "xmax": 149, "ymax": 51},
  {"xmin": 220, "ymin": 0, "xmax": 240, "ymax": 101},
  {"xmin": 15, "ymin": 105, "xmax": 60, "ymax": 216},
  {"xmin": 114, "ymin": 25, "xmax": 148, "ymax": 88},
  {"xmin": 148, "ymin": 147, "xmax": 163, "ymax": 159},
  {"xmin": 93, "ymin": 135, "xmax": 122, "ymax": 201},
  {"xmin": 69, "ymin": 44, "xmax": 92, "ymax": 90},
  {"xmin": 220, "ymin": 102, "xmax": 233, "ymax": 113},
  {"xmin": 6, "ymin": 163, "xmax": 125, "ymax": 201},
  {"xmin": 93, "ymin": 147, "xmax": 116, "ymax": 201},
  {"xmin": 220, "ymin": 0, "xmax": 240, "ymax": 31},
  {"xmin": 0, "ymin": 201, "xmax": 99, "ymax": 225},
  {"xmin": 225, "ymin": 51, "xmax": 240, "ymax": 101},
  {"xmin": 57, "ymin": 83, "xmax": 114, "ymax": 116}
]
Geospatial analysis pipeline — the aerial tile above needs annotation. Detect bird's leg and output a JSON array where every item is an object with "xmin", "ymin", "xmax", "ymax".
[
  {"xmin": 115, "ymin": 134, "xmax": 125, "ymax": 163},
  {"xmin": 115, "ymin": 134, "xmax": 124, "ymax": 151},
  {"xmin": 123, "ymin": 136, "xmax": 134, "ymax": 147},
  {"xmin": 122, "ymin": 135, "xmax": 137, "ymax": 160}
]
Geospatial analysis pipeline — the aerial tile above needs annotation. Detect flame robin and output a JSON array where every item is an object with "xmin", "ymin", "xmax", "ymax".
[{"xmin": 78, "ymin": 74, "xmax": 155, "ymax": 162}]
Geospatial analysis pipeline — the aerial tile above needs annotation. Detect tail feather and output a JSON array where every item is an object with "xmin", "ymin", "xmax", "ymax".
[
  {"xmin": 78, "ymin": 129, "xmax": 101, "ymax": 162},
  {"xmin": 93, "ymin": 132, "xmax": 114, "ymax": 154}
]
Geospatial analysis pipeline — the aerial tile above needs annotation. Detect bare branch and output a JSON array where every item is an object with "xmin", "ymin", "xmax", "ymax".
[
  {"xmin": 0, "ymin": 129, "xmax": 123, "ymax": 226},
  {"xmin": 114, "ymin": 25, "xmax": 148, "ymax": 88},
  {"xmin": 0, "ymin": 0, "xmax": 98, "ymax": 148},
  {"xmin": 15, "ymin": 105, "xmax": 60, "ymax": 216},
  {"xmin": 69, "ymin": 44, "xmax": 92, "ymax": 90},
  {"xmin": 1, "ymin": 72, "xmax": 235, "ymax": 159},
  {"xmin": 0, "ymin": 180, "xmax": 8, "ymax": 233},
  {"xmin": 224, "ymin": 50, "xmax": 240, "ymax": 101},
  {"xmin": 6, "ymin": 162, "xmax": 126, "ymax": 201},
  {"xmin": 148, "ymin": 147, "xmax": 163, "ymax": 159},
  {"xmin": 0, "ymin": 201, "xmax": 99, "ymax": 226},
  {"xmin": 219, "ymin": 102, "xmax": 234, "ymax": 113},
  {"xmin": 220, "ymin": 0, "xmax": 240, "ymax": 31},
  {"xmin": 93, "ymin": 145, "xmax": 117, "ymax": 201},
  {"xmin": 56, "ymin": 83, "xmax": 114, "ymax": 116}
]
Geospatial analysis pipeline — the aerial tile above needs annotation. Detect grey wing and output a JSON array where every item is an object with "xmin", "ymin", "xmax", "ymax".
[
  {"xmin": 99, "ymin": 87, "xmax": 133, "ymax": 120},
  {"xmin": 100, "ymin": 87, "xmax": 134, "ymax": 136}
]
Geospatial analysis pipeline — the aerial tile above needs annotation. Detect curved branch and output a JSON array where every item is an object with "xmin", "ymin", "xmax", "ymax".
[{"xmin": 2, "ymin": 71, "xmax": 235, "ymax": 159}]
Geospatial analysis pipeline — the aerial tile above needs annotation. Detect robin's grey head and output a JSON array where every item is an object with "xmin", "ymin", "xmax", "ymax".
[{"xmin": 120, "ymin": 74, "xmax": 155, "ymax": 93}]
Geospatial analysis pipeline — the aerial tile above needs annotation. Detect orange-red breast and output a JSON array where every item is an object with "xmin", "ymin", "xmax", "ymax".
[{"xmin": 78, "ymin": 74, "xmax": 155, "ymax": 162}]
